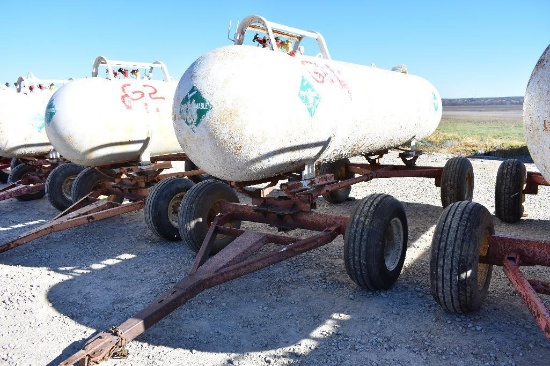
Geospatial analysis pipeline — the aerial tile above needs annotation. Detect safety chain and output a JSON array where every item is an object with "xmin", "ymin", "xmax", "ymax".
[{"xmin": 108, "ymin": 326, "xmax": 129, "ymax": 359}]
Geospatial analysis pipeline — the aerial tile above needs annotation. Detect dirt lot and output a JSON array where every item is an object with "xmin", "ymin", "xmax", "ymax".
[{"xmin": 1, "ymin": 152, "xmax": 549, "ymax": 366}]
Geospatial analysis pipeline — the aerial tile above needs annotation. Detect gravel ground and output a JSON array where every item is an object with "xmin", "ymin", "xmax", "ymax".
[{"xmin": 1, "ymin": 152, "xmax": 549, "ymax": 366}]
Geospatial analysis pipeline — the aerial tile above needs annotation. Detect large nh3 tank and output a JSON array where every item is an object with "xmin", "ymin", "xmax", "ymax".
[
  {"xmin": 524, "ymin": 44, "xmax": 550, "ymax": 182},
  {"xmin": 46, "ymin": 76, "xmax": 182, "ymax": 166},
  {"xmin": 0, "ymin": 89, "xmax": 53, "ymax": 157},
  {"xmin": 173, "ymin": 45, "xmax": 441, "ymax": 182},
  {"xmin": 0, "ymin": 72, "xmax": 69, "ymax": 158}
]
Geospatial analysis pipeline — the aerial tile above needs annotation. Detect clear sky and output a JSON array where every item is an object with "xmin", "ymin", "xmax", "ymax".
[{"xmin": 1, "ymin": 0, "xmax": 548, "ymax": 98}]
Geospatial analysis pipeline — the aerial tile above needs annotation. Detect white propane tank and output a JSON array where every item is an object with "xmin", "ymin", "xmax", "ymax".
[
  {"xmin": 524, "ymin": 44, "xmax": 550, "ymax": 182},
  {"xmin": 173, "ymin": 45, "xmax": 442, "ymax": 182},
  {"xmin": 0, "ymin": 88, "xmax": 55, "ymax": 157},
  {"xmin": 45, "ymin": 77, "xmax": 183, "ymax": 166}
]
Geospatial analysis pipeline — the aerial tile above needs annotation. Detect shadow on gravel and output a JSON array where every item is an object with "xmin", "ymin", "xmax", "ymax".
[
  {"xmin": 468, "ymin": 147, "xmax": 532, "ymax": 164},
  {"xmin": 41, "ymin": 201, "xmax": 444, "ymax": 362},
  {"xmin": 6, "ymin": 195, "xmax": 548, "ymax": 364}
]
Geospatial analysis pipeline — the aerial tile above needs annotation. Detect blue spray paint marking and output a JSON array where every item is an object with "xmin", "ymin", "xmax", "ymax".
[
  {"xmin": 178, "ymin": 86, "xmax": 211, "ymax": 132},
  {"xmin": 45, "ymin": 99, "xmax": 57, "ymax": 124},
  {"xmin": 432, "ymin": 92, "xmax": 439, "ymax": 112}
]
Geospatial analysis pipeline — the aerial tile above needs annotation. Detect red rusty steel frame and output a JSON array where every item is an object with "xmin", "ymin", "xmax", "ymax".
[
  {"xmin": 278, "ymin": 163, "xmax": 443, "ymax": 206},
  {"xmin": 60, "ymin": 210, "xmax": 345, "ymax": 365},
  {"xmin": 325, "ymin": 163, "xmax": 443, "ymax": 194},
  {"xmin": 0, "ymin": 196, "xmax": 144, "ymax": 254},
  {"xmin": 524, "ymin": 171, "xmax": 550, "ymax": 195},
  {"xmin": 232, "ymin": 162, "xmax": 444, "ymax": 206},
  {"xmin": 478, "ymin": 234, "xmax": 550, "ymax": 341},
  {"xmin": 84, "ymin": 153, "xmax": 190, "ymax": 172},
  {"xmin": 0, "ymin": 158, "xmax": 59, "ymax": 201},
  {"xmin": 58, "ymin": 154, "xmax": 451, "ymax": 364},
  {"xmin": 503, "ymin": 256, "xmax": 550, "ymax": 341},
  {"xmin": 0, "ymin": 157, "xmax": 206, "ymax": 254},
  {"xmin": 0, "ymin": 182, "xmax": 45, "ymax": 201},
  {"xmin": 150, "ymin": 152, "xmax": 190, "ymax": 162},
  {"xmin": 348, "ymin": 163, "xmax": 443, "ymax": 181},
  {"xmin": 220, "ymin": 200, "xmax": 349, "ymax": 233},
  {"xmin": 482, "ymin": 235, "xmax": 550, "ymax": 267}
]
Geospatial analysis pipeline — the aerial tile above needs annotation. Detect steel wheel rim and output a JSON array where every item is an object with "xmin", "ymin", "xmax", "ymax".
[
  {"xmin": 384, "ymin": 217, "xmax": 404, "ymax": 271},
  {"xmin": 168, "ymin": 192, "xmax": 186, "ymax": 227},
  {"xmin": 477, "ymin": 229, "xmax": 491, "ymax": 289},
  {"xmin": 62, "ymin": 177, "xmax": 76, "ymax": 200}
]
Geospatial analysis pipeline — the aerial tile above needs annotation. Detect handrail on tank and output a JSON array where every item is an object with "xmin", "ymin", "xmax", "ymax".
[
  {"xmin": 232, "ymin": 15, "xmax": 331, "ymax": 59},
  {"xmin": 92, "ymin": 56, "xmax": 173, "ymax": 82},
  {"xmin": 15, "ymin": 72, "xmax": 70, "ymax": 93}
]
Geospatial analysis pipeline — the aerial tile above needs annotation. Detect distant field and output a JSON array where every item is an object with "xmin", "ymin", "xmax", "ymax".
[{"xmin": 417, "ymin": 104, "xmax": 528, "ymax": 156}]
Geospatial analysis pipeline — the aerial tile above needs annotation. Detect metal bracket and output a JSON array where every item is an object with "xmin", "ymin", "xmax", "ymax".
[{"xmin": 301, "ymin": 162, "xmax": 316, "ymax": 180}]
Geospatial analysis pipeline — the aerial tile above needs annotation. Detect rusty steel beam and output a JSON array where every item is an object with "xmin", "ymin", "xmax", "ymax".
[
  {"xmin": 150, "ymin": 152, "xmax": 189, "ymax": 162},
  {"xmin": 524, "ymin": 171, "xmax": 550, "ymax": 195},
  {"xmin": 60, "ymin": 223, "xmax": 343, "ymax": 365},
  {"xmin": 503, "ymin": 255, "xmax": 550, "ymax": 341},
  {"xmin": 0, "ymin": 198, "xmax": 144, "ymax": 254},
  {"xmin": 481, "ymin": 235, "xmax": 550, "ymax": 266},
  {"xmin": 219, "ymin": 200, "xmax": 349, "ymax": 233},
  {"xmin": 529, "ymin": 279, "xmax": 550, "ymax": 296},
  {"xmin": 347, "ymin": 163, "xmax": 443, "ymax": 179},
  {"xmin": 0, "ymin": 182, "xmax": 45, "ymax": 201}
]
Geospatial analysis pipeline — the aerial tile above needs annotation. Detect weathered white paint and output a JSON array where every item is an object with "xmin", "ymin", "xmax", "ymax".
[
  {"xmin": 45, "ymin": 77, "xmax": 183, "ymax": 166},
  {"xmin": 0, "ymin": 89, "xmax": 54, "ymax": 157},
  {"xmin": 173, "ymin": 45, "xmax": 442, "ymax": 182},
  {"xmin": 524, "ymin": 44, "xmax": 550, "ymax": 182}
]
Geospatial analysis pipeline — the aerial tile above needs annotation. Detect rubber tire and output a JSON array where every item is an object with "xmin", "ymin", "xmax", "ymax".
[
  {"xmin": 8, "ymin": 164, "xmax": 46, "ymax": 201},
  {"xmin": 10, "ymin": 158, "xmax": 22, "ymax": 170},
  {"xmin": 0, "ymin": 170, "xmax": 7, "ymax": 184},
  {"xmin": 145, "ymin": 177, "xmax": 194, "ymax": 241},
  {"xmin": 71, "ymin": 167, "xmax": 123, "ymax": 203},
  {"xmin": 317, "ymin": 158, "xmax": 353, "ymax": 204},
  {"xmin": 344, "ymin": 193, "xmax": 408, "ymax": 290},
  {"xmin": 430, "ymin": 201, "xmax": 494, "ymax": 313},
  {"xmin": 440, "ymin": 157, "xmax": 474, "ymax": 207},
  {"xmin": 0, "ymin": 157, "xmax": 9, "ymax": 183},
  {"xmin": 178, "ymin": 179, "xmax": 241, "ymax": 254},
  {"xmin": 45, "ymin": 163, "xmax": 85, "ymax": 211},
  {"xmin": 495, "ymin": 159, "xmax": 526, "ymax": 223},
  {"xmin": 185, "ymin": 159, "xmax": 212, "ymax": 184}
]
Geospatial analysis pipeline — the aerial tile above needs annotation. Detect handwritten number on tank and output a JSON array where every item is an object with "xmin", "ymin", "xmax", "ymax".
[
  {"xmin": 178, "ymin": 180, "xmax": 241, "ymax": 254},
  {"xmin": 316, "ymin": 158, "xmax": 354, "ymax": 204},
  {"xmin": 71, "ymin": 167, "xmax": 122, "ymax": 203},
  {"xmin": 145, "ymin": 177, "xmax": 194, "ymax": 241},
  {"xmin": 430, "ymin": 201, "xmax": 494, "ymax": 312},
  {"xmin": 45, "ymin": 163, "xmax": 85, "ymax": 211},
  {"xmin": 440, "ymin": 157, "xmax": 474, "ymax": 207},
  {"xmin": 344, "ymin": 193, "xmax": 408, "ymax": 290},
  {"xmin": 495, "ymin": 159, "xmax": 526, "ymax": 223},
  {"xmin": 8, "ymin": 164, "xmax": 45, "ymax": 201}
]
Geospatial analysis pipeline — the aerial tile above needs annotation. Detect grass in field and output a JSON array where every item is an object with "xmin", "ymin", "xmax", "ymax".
[{"xmin": 417, "ymin": 114, "xmax": 528, "ymax": 156}]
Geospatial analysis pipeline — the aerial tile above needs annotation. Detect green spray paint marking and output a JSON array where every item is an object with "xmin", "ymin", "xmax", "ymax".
[
  {"xmin": 178, "ymin": 86, "xmax": 211, "ymax": 132},
  {"xmin": 432, "ymin": 92, "xmax": 439, "ymax": 112},
  {"xmin": 298, "ymin": 76, "xmax": 321, "ymax": 117},
  {"xmin": 45, "ymin": 99, "xmax": 57, "ymax": 125},
  {"xmin": 33, "ymin": 113, "xmax": 45, "ymax": 132}
]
